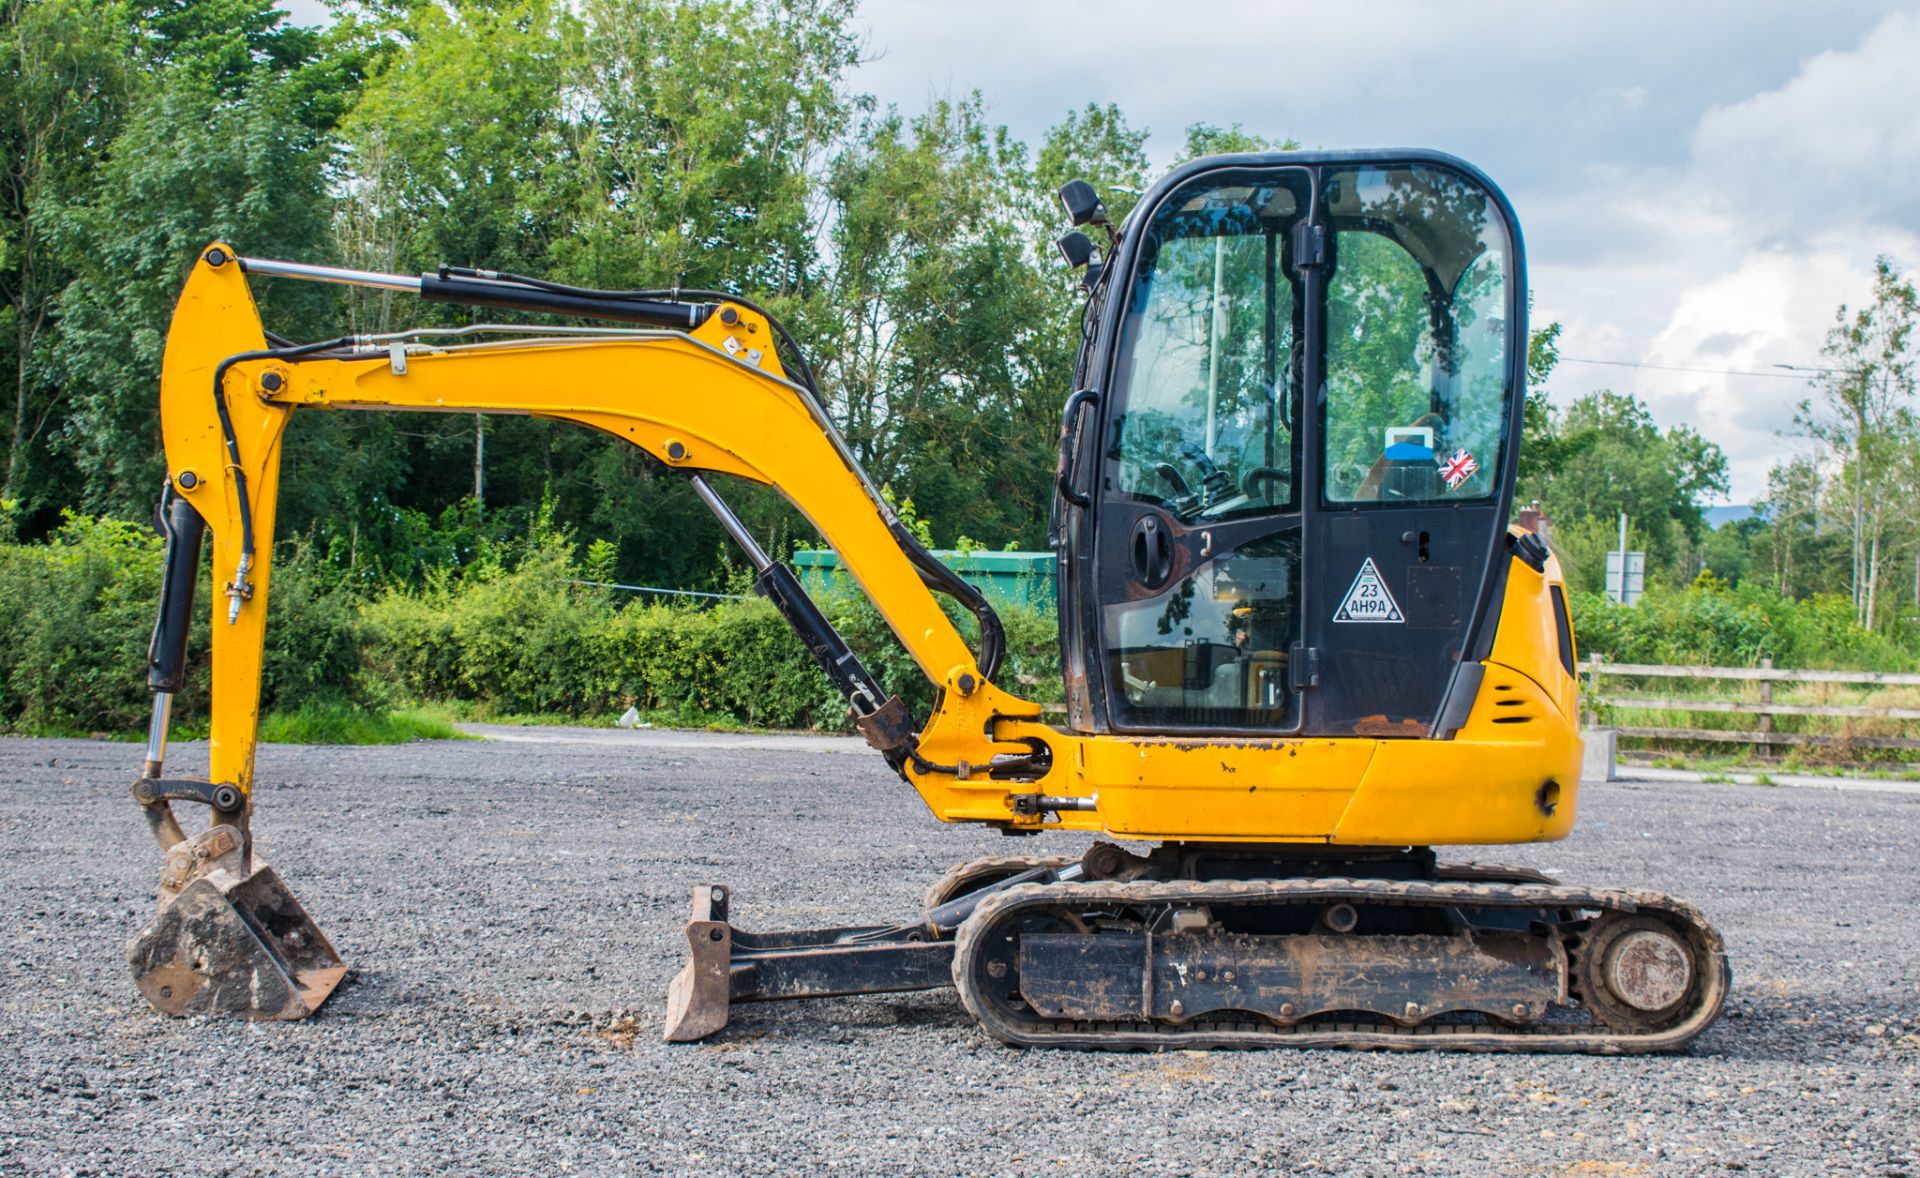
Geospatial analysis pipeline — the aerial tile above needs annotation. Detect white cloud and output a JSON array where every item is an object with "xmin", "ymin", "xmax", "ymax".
[
  {"xmin": 1691, "ymin": 11, "xmax": 1920, "ymax": 236},
  {"xmin": 1536, "ymin": 10, "xmax": 1920, "ymax": 501}
]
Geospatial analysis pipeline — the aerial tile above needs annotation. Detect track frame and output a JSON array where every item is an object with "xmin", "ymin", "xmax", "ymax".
[{"xmin": 663, "ymin": 849, "xmax": 1730, "ymax": 1052}]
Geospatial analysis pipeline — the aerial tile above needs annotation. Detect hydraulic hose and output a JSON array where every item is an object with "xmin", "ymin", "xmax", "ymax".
[
  {"xmin": 209, "ymin": 336, "xmax": 356, "ymax": 617},
  {"xmin": 893, "ymin": 523, "xmax": 1006, "ymax": 684},
  {"xmin": 442, "ymin": 268, "xmax": 821, "ymax": 396}
]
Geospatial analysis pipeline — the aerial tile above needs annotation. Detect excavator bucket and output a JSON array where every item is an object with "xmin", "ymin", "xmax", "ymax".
[
  {"xmin": 127, "ymin": 489, "xmax": 344, "ymax": 1020},
  {"xmin": 127, "ymin": 823, "xmax": 345, "ymax": 1020}
]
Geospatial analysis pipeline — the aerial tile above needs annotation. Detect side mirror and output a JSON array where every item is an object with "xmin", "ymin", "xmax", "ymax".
[
  {"xmin": 1057, "ymin": 179, "xmax": 1108, "ymax": 229},
  {"xmin": 1056, "ymin": 232, "xmax": 1103, "ymax": 294},
  {"xmin": 1056, "ymin": 231, "xmax": 1097, "ymax": 270}
]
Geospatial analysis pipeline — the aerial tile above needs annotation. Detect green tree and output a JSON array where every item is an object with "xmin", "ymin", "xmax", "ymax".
[
  {"xmin": 133, "ymin": 0, "xmax": 326, "ymax": 91},
  {"xmin": 1032, "ymin": 102, "xmax": 1149, "ymax": 228},
  {"xmin": 560, "ymin": 0, "xmax": 858, "ymax": 293},
  {"xmin": 819, "ymin": 94, "xmax": 1056, "ymax": 546},
  {"xmin": 1516, "ymin": 319, "xmax": 1563, "ymax": 496},
  {"xmin": 1794, "ymin": 256, "xmax": 1917, "ymax": 629},
  {"xmin": 1175, "ymin": 122, "xmax": 1298, "ymax": 161},
  {"xmin": 0, "ymin": 0, "xmax": 133, "ymax": 527},
  {"xmin": 47, "ymin": 0, "xmax": 344, "ymax": 519},
  {"xmin": 339, "ymin": 0, "xmax": 586, "ymax": 292},
  {"xmin": 318, "ymin": 0, "xmax": 864, "ymax": 588},
  {"xmin": 1756, "ymin": 454, "xmax": 1826, "ymax": 596},
  {"xmin": 327, "ymin": 0, "xmax": 588, "ymax": 565},
  {"xmin": 552, "ymin": 0, "xmax": 861, "ymax": 580},
  {"xmin": 1028, "ymin": 101, "xmax": 1149, "ymax": 389},
  {"xmin": 1534, "ymin": 389, "xmax": 1729, "ymax": 591}
]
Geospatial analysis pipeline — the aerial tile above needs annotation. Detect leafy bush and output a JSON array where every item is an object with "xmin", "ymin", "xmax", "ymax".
[
  {"xmin": 260, "ymin": 545, "xmax": 374, "ymax": 709},
  {"xmin": 0, "ymin": 513, "xmax": 186, "ymax": 734},
  {"xmin": 0, "ymin": 514, "xmax": 367, "ymax": 735},
  {"xmin": 1569, "ymin": 576, "xmax": 1916, "ymax": 671},
  {"xmin": 355, "ymin": 533, "xmax": 1061, "ymax": 730}
]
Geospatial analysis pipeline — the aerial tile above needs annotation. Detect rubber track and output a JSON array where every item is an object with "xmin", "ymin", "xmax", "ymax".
[{"xmin": 952, "ymin": 877, "xmax": 1730, "ymax": 1054}]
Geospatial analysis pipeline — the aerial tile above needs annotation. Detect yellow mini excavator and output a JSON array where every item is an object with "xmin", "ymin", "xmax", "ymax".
[{"xmin": 128, "ymin": 149, "xmax": 1729, "ymax": 1051}]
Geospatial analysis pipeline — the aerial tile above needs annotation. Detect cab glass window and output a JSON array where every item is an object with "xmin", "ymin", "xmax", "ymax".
[
  {"xmin": 1320, "ymin": 165, "xmax": 1513, "ymax": 505},
  {"xmin": 1104, "ymin": 531, "xmax": 1300, "ymax": 728},
  {"xmin": 1110, "ymin": 171, "xmax": 1307, "ymax": 522}
]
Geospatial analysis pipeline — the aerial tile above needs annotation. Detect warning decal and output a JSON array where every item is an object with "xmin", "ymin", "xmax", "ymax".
[{"xmin": 1332, "ymin": 557, "xmax": 1404, "ymax": 623}]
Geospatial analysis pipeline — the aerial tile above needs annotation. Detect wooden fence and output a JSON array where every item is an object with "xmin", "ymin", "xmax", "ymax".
[{"xmin": 1583, "ymin": 657, "xmax": 1920, "ymax": 753}]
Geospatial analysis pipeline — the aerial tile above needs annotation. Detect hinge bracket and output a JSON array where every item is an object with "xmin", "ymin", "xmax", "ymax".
[
  {"xmin": 1291, "ymin": 222, "xmax": 1326, "ymax": 269},
  {"xmin": 1289, "ymin": 642, "xmax": 1321, "ymax": 689}
]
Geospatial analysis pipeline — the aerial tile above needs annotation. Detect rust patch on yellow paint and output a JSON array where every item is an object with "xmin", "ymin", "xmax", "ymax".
[{"xmin": 1350, "ymin": 715, "xmax": 1427, "ymax": 737}]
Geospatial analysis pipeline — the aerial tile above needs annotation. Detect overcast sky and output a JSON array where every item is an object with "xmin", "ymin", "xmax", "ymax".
[
  {"xmin": 289, "ymin": 0, "xmax": 1920, "ymax": 503},
  {"xmin": 845, "ymin": 1, "xmax": 1920, "ymax": 504}
]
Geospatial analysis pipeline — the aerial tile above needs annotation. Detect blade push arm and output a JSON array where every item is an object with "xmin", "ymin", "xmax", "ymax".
[{"xmin": 157, "ymin": 245, "xmax": 1042, "ymax": 811}]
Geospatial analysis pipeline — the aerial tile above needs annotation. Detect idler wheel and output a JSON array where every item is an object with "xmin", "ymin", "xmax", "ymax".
[{"xmin": 1578, "ymin": 913, "xmax": 1699, "ymax": 1031}]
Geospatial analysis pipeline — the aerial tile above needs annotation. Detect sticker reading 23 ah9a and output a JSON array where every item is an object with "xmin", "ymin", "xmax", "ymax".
[{"xmin": 1333, "ymin": 557, "xmax": 1404, "ymax": 623}]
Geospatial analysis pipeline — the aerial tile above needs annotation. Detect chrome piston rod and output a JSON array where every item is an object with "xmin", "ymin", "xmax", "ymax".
[
  {"xmin": 143, "ymin": 692, "xmax": 171, "ymax": 780},
  {"xmin": 237, "ymin": 255, "xmax": 422, "ymax": 293}
]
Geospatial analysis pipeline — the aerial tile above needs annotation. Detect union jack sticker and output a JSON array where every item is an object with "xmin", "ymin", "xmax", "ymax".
[{"xmin": 1439, "ymin": 448, "xmax": 1478, "ymax": 488}]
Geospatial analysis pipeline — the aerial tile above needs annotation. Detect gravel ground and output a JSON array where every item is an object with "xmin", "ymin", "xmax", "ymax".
[{"xmin": 2, "ymin": 731, "xmax": 1917, "ymax": 1177}]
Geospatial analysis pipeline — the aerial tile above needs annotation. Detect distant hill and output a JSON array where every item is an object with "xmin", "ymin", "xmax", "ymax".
[{"xmin": 1704, "ymin": 505, "xmax": 1758, "ymax": 529}]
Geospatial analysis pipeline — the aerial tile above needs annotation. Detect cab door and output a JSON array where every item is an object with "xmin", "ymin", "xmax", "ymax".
[
  {"xmin": 1086, "ymin": 168, "xmax": 1311, "ymax": 735},
  {"xmin": 1066, "ymin": 154, "xmax": 1525, "ymax": 740}
]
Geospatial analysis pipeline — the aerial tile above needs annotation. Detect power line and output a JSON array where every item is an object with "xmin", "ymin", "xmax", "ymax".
[
  {"xmin": 564, "ymin": 579, "xmax": 750, "ymax": 601},
  {"xmin": 1558, "ymin": 356, "xmax": 1842, "ymax": 380}
]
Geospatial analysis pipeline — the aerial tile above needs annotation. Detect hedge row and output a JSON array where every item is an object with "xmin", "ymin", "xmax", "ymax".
[
  {"xmin": 0, "ymin": 515, "xmax": 372, "ymax": 734},
  {"xmin": 3, "ymin": 516, "xmax": 1909, "ymax": 737},
  {"xmin": 1568, "ymin": 577, "xmax": 1917, "ymax": 672},
  {"xmin": 0, "ymin": 516, "xmax": 1060, "ymax": 735}
]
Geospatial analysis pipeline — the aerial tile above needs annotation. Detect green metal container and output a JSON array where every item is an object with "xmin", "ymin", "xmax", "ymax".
[{"xmin": 791, "ymin": 549, "xmax": 1055, "ymax": 611}]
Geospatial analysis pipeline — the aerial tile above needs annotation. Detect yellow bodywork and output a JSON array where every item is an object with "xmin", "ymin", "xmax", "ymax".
[{"xmin": 162, "ymin": 246, "xmax": 1581, "ymax": 849}]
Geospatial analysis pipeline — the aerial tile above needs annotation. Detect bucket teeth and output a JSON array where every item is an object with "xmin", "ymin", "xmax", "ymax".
[{"xmin": 128, "ymin": 824, "xmax": 345, "ymax": 1020}]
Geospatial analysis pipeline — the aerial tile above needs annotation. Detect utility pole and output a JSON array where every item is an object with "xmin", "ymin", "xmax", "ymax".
[{"xmin": 473, "ymin": 413, "xmax": 485, "ymax": 507}]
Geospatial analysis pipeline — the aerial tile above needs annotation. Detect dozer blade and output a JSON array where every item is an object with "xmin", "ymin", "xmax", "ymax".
[
  {"xmin": 128, "ymin": 824, "xmax": 345, "ymax": 1020},
  {"xmin": 662, "ymin": 884, "xmax": 734, "ymax": 1042},
  {"xmin": 661, "ymin": 882, "xmax": 960, "ymax": 1042}
]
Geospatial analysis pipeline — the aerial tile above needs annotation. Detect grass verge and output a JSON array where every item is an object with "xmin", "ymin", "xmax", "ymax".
[
  {"xmin": 256, "ymin": 703, "xmax": 470, "ymax": 745},
  {"xmin": 436, "ymin": 698, "xmax": 757, "ymax": 733}
]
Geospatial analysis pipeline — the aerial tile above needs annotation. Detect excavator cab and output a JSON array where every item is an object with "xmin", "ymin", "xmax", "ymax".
[{"xmin": 1056, "ymin": 152, "xmax": 1530, "ymax": 739}]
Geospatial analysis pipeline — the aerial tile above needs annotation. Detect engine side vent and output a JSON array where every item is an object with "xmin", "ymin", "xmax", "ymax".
[{"xmin": 1487, "ymin": 679, "xmax": 1535, "ymax": 725}]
